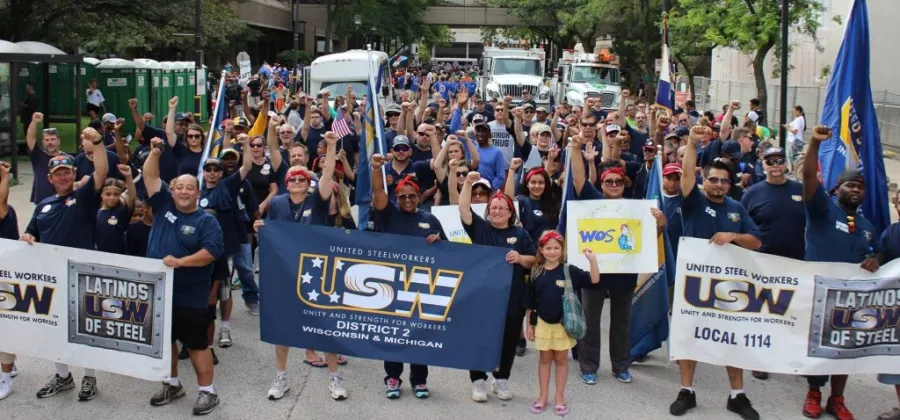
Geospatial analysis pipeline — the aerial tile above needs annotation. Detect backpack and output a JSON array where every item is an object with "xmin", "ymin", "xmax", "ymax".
[{"xmin": 561, "ymin": 264, "xmax": 586, "ymax": 340}]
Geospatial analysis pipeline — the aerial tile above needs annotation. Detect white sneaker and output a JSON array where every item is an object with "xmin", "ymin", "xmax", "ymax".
[
  {"xmin": 491, "ymin": 379, "xmax": 513, "ymax": 400},
  {"xmin": 0, "ymin": 379, "xmax": 12, "ymax": 400},
  {"xmin": 218, "ymin": 328, "xmax": 232, "ymax": 348},
  {"xmin": 267, "ymin": 374, "xmax": 289, "ymax": 400},
  {"xmin": 329, "ymin": 376, "xmax": 347, "ymax": 400},
  {"xmin": 471, "ymin": 379, "xmax": 488, "ymax": 402},
  {"xmin": 10, "ymin": 364, "xmax": 17, "ymax": 378}
]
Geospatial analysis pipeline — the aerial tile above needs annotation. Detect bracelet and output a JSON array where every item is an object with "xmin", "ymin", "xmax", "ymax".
[{"xmin": 91, "ymin": 140, "xmax": 103, "ymax": 145}]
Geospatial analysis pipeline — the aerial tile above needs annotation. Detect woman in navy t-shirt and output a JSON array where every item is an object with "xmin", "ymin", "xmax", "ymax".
[
  {"xmin": 458, "ymin": 171, "xmax": 535, "ymax": 402},
  {"xmin": 173, "ymin": 124, "xmax": 206, "ymax": 176},
  {"xmin": 504, "ymin": 158, "xmax": 560, "ymax": 243},
  {"xmin": 95, "ymin": 165, "xmax": 136, "ymax": 254}
]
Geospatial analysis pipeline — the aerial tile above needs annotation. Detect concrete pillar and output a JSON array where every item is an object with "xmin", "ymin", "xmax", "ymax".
[
  {"xmin": 304, "ymin": 28, "xmax": 315, "ymax": 55},
  {"xmin": 466, "ymin": 42, "xmax": 470, "ymax": 59}
]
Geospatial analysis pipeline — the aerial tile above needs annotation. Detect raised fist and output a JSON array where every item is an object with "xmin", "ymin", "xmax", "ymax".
[
  {"xmin": 128, "ymin": 98, "xmax": 138, "ymax": 109},
  {"xmin": 168, "ymin": 96, "xmax": 178, "ymax": 108},
  {"xmin": 811, "ymin": 125, "xmax": 832, "ymax": 142},
  {"xmin": 371, "ymin": 154, "xmax": 386, "ymax": 169},
  {"xmin": 730, "ymin": 100, "xmax": 741, "ymax": 110},
  {"xmin": 466, "ymin": 171, "xmax": 481, "ymax": 183},
  {"xmin": 324, "ymin": 131, "xmax": 339, "ymax": 145},
  {"xmin": 509, "ymin": 157, "xmax": 523, "ymax": 171},
  {"xmin": 621, "ymin": 89, "xmax": 631, "ymax": 98},
  {"xmin": 32, "ymin": 112, "xmax": 44, "ymax": 123}
]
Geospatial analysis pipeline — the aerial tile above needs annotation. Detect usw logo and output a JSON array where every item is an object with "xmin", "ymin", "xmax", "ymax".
[
  {"xmin": 0, "ymin": 282, "xmax": 54, "ymax": 315},
  {"xmin": 296, "ymin": 255, "xmax": 463, "ymax": 321},
  {"xmin": 83, "ymin": 295, "xmax": 150, "ymax": 323},
  {"xmin": 683, "ymin": 276, "xmax": 795, "ymax": 315}
]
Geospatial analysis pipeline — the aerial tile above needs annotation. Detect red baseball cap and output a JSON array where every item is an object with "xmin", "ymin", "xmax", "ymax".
[{"xmin": 663, "ymin": 163, "xmax": 683, "ymax": 176}]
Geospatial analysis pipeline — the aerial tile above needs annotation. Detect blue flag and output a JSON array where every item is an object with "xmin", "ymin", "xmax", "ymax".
[
  {"xmin": 630, "ymin": 155, "xmax": 674, "ymax": 360},
  {"xmin": 199, "ymin": 73, "xmax": 227, "ymax": 178},
  {"xmin": 354, "ymin": 54, "xmax": 387, "ymax": 230},
  {"xmin": 655, "ymin": 16, "xmax": 673, "ymax": 113},
  {"xmin": 258, "ymin": 222, "xmax": 513, "ymax": 371},
  {"xmin": 818, "ymin": 0, "xmax": 889, "ymax": 234}
]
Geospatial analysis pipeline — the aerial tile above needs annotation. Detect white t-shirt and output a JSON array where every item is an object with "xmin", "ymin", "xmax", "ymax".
[
  {"xmin": 86, "ymin": 89, "xmax": 105, "ymax": 107},
  {"xmin": 488, "ymin": 120, "xmax": 515, "ymax": 167},
  {"xmin": 789, "ymin": 116, "xmax": 805, "ymax": 143}
]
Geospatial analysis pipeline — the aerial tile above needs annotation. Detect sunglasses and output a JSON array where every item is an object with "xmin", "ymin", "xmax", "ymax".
[
  {"xmin": 456, "ymin": 171, "xmax": 469, "ymax": 177},
  {"xmin": 602, "ymin": 178, "xmax": 625, "ymax": 187},
  {"xmin": 494, "ymin": 108, "xmax": 503, "ymax": 112},
  {"xmin": 204, "ymin": 166, "xmax": 223, "ymax": 173},
  {"xmin": 397, "ymin": 193, "xmax": 417, "ymax": 201},
  {"xmin": 764, "ymin": 158, "xmax": 786, "ymax": 166},
  {"xmin": 580, "ymin": 122, "xmax": 595, "ymax": 128},
  {"xmin": 187, "ymin": 134, "xmax": 202, "ymax": 139},
  {"xmin": 287, "ymin": 177, "xmax": 308, "ymax": 184},
  {"xmin": 706, "ymin": 176, "xmax": 731, "ymax": 185},
  {"xmin": 393, "ymin": 145, "xmax": 411, "ymax": 153},
  {"xmin": 417, "ymin": 132, "xmax": 427, "ymax": 136},
  {"xmin": 472, "ymin": 190, "xmax": 490, "ymax": 197},
  {"xmin": 250, "ymin": 143, "xmax": 264, "ymax": 148}
]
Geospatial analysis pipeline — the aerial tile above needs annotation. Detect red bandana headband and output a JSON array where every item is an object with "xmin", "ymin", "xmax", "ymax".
[
  {"xmin": 600, "ymin": 166, "xmax": 626, "ymax": 181},
  {"xmin": 538, "ymin": 230, "xmax": 563, "ymax": 247},
  {"xmin": 490, "ymin": 191, "xmax": 514, "ymax": 212},
  {"xmin": 395, "ymin": 175, "xmax": 420, "ymax": 194},
  {"xmin": 525, "ymin": 167, "xmax": 546, "ymax": 182},
  {"xmin": 285, "ymin": 167, "xmax": 311, "ymax": 183}
]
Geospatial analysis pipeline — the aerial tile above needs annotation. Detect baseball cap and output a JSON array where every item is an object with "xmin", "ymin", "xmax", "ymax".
[
  {"xmin": 675, "ymin": 127, "xmax": 690, "ymax": 137},
  {"xmin": 664, "ymin": 132, "xmax": 680, "ymax": 141},
  {"xmin": 747, "ymin": 111, "xmax": 759, "ymax": 123},
  {"xmin": 88, "ymin": 120, "xmax": 103, "ymax": 130},
  {"xmin": 663, "ymin": 163, "xmax": 683, "ymax": 176},
  {"xmin": 48, "ymin": 155, "xmax": 75, "ymax": 173},
  {"xmin": 836, "ymin": 169, "xmax": 864, "ymax": 186},
  {"xmin": 713, "ymin": 121, "xmax": 722, "ymax": 131},
  {"xmin": 233, "ymin": 117, "xmax": 250, "ymax": 128},
  {"xmin": 721, "ymin": 140, "xmax": 742, "ymax": 159},
  {"xmin": 472, "ymin": 114, "xmax": 488, "ymax": 127},
  {"xmin": 219, "ymin": 148, "xmax": 240, "ymax": 160},
  {"xmin": 472, "ymin": 179, "xmax": 492, "ymax": 191},
  {"xmin": 536, "ymin": 106, "xmax": 548, "ymax": 113},
  {"xmin": 203, "ymin": 158, "xmax": 223, "ymax": 170},
  {"xmin": 101, "ymin": 113, "xmax": 116, "ymax": 124},
  {"xmin": 642, "ymin": 140, "xmax": 656, "ymax": 151},
  {"xmin": 175, "ymin": 112, "xmax": 192, "ymax": 122},
  {"xmin": 605, "ymin": 124, "xmax": 621, "ymax": 134},
  {"xmin": 763, "ymin": 147, "xmax": 786, "ymax": 159},
  {"xmin": 537, "ymin": 125, "xmax": 552, "ymax": 135},
  {"xmin": 392, "ymin": 135, "xmax": 411, "ymax": 148},
  {"xmin": 385, "ymin": 104, "xmax": 402, "ymax": 116},
  {"xmin": 522, "ymin": 103, "xmax": 535, "ymax": 110}
]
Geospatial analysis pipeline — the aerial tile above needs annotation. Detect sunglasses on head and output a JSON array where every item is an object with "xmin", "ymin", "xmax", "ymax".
[
  {"xmin": 392, "ymin": 145, "xmax": 410, "ymax": 152},
  {"xmin": 42, "ymin": 128, "xmax": 58, "ymax": 135},
  {"xmin": 602, "ymin": 178, "xmax": 625, "ymax": 187},
  {"xmin": 706, "ymin": 176, "xmax": 731, "ymax": 185},
  {"xmin": 764, "ymin": 158, "xmax": 786, "ymax": 166},
  {"xmin": 250, "ymin": 143, "xmax": 264, "ymax": 148}
]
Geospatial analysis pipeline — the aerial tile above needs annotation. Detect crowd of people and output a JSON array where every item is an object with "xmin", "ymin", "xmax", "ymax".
[{"xmin": 0, "ymin": 64, "xmax": 897, "ymax": 420}]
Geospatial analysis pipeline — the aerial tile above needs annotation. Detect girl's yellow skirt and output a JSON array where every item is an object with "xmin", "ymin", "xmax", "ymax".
[{"xmin": 534, "ymin": 318, "xmax": 576, "ymax": 351}]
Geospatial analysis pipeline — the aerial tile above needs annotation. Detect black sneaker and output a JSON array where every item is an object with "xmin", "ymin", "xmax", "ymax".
[
  {"xmin": 211, "ymin": 348, "xmax": 219, "ymax": 365},
  {"xmin": 515, "ymin": 338, "xmax": 526, "ymax": 357},
  {"xmin": 193, "ymin": 390, "xmax": 219, "ymax": 415},
  {"xmin": 179, "ymin": 346, "xmax": 190, "ymax": 360},
  {"xmin": 670, "ymin": 389, "xmax": 697, "ymax": 416},
  {"xmin": 726, "ymin": 393, "xmax": 760, "ymax": 420},
  {"xmin": 77, "ymin": 376, "xmax": 98, "ymax": 401},
  {"xmin": 150, "ymin": 382, "xmax": 186, "ymax": 406},
  {"xmin": 36, "ymin": 374, "xmax": 75, "ymax": 398}
]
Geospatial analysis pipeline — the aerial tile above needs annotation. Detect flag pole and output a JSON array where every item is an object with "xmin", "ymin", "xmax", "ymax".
[{"xmin": 367, "ymin": 44, "xmax": 388, "ymax": 192}]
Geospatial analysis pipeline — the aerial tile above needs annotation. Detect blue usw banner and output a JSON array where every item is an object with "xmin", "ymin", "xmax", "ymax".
[
  {"xmin": 630, "ymin": 155, "xmax": 673, "ymax": 360},
  {"xmin": 258, "ymin": 222, "xmax": 513, "ymax": 371}
]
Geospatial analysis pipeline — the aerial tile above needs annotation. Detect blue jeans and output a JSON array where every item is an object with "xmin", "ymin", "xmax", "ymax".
[{"xmin": 233, "ymin": 242, "xmax": 258, "ymax": 304}]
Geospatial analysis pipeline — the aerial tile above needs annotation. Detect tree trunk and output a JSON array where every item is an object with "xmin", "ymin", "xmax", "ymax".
[{"xmin": 752, "ymin": 42, "xmax": 774, "ymax": 118}]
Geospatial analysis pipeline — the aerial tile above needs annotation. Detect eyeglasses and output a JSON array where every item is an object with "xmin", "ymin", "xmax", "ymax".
[
  {"xmin": 204, "ymin": 166, "xmax": 223, "ymax": 173},
  {"xmin": 764, "ymin": 158, "xmax": 786, "ymax": 166},
  {"xmin": 397, "ymin": 193, "xmax": 417, "ymax": 201},
  {"xmin": 489, "ymin": 206, "xmax": 510, "ymax": 212},
  {"xmin": 287, "ymin": 177, "xmax": 308, "ymax": 184},
  {"xmin": 392, "ymin": 145, "xmax": 410, "ymax": 153},
  {"xmin": 602, "ymin": 178, "xmax": 625, "ymax": 187},
  {"xmin": 706, "ymin": 177, "xmax": 731, "ymax": 185},
  {"xmin": 187, "ymin": 134, "xmax": 202, "ymax": 139},
  {"xmin": 250, "ymin": 143, "xmax": 264, "ymax": 148}
]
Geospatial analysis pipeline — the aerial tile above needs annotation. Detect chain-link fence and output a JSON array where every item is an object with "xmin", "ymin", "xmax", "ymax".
[{"xmin": 691, "ymin": 77, "xmax": 900, "ymax": 149}]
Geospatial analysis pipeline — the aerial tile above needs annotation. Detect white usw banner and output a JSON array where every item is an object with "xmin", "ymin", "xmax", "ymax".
[
  {"xmin": 671, "ymin": 237, "xmax": 900, "ymax": 375},
  {"xmin": 0, "ymin": 240, "xmax": 173, "ymax": 381}
]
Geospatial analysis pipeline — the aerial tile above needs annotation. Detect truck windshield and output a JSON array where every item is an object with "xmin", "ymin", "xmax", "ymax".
[
  {"xmin": 492, "ymin": 59, "xmax": 541, "ymax": 76},
  {"xmin": 571, "ymin": 66, "xmax": 620, "ymax": 84},
  {"xmin": 320, "ymin": 81, "xmax": 369, "ymax": 97}
]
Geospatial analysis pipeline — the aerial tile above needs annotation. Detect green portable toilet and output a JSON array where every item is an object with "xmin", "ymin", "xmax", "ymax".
[
  {"xmin": 172, "ymin": 62, "xmax": 189, "ymax": 115},
  {"xmin": 96, "ymin": 58, "xmax": 150, "ymax": 135},
  {"xmin": 15, "ymin": 42, "xmax": 64, "ymax": 116},
  {"xmin": 158, "ymin": 62, "xmax": 175, "ymax": 120},
  {"xmin": 133, "ymin": 59, "xmax": 161, "ymax": 124},
  {"xmin": 80, "ymin": 58, "xmax": 100, "ymax": 116},
  {"xmin": 179, "ymin": 61, "xmax": 207, "ymax": 122}
]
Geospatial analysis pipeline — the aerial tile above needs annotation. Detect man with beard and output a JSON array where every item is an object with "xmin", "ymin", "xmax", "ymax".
[
  {"xmin": 798, "ymin": 126, "xmax": 881, "ymax": 420},
  {"xmin": 670, "ymin": 126, "xmax": 762, "ymax": 420},
  {"xmin": 26, "ymin": 113, "xmax": 71, "ymax": 203}
]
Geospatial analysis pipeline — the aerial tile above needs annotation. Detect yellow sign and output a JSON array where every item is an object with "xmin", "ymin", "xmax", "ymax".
[{"xmin": 576, "ymin": 218, "xmax": 643, "ymax": 254}]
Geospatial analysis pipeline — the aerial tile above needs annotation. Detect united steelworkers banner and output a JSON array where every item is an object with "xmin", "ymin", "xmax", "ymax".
[
  {"xmin": 671, "ymin": 237, "xmax": 900, "ymax": 375},
  {"xmin": 0, "ymin": 240, "xmax": 173, "ymax": 381},
  {"xmin": 258, "ymin": 222, "xmax": 513, "ymax": 371},
  {"xmin": 565, "ymin": 199, "xmax": 658, "ymax": 273}
]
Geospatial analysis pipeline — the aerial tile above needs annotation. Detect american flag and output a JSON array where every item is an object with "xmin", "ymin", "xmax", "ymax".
[{"xmin": 332, "ymin": 109, "xmax": 353, "ymax": 138}]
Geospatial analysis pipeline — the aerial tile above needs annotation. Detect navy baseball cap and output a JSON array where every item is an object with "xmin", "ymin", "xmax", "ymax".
[
  {"xmin": 763, "ymin": 147, "xmax": 786, "ymax": 159},
  {"xmin": 721, "ymin": 140, "xmax": 742, "ymax": 159}
]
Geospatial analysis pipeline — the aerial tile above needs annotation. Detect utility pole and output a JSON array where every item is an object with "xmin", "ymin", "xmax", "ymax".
[{"xmin": 195, "ymin": 0, "xmax": 203, "ymax": 120}]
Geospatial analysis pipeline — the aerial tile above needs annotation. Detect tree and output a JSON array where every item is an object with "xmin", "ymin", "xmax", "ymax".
[
  {"xmin": 667, "ymin": 9, "xmax": 715, "ymax": 102},
  {"xmin": 0, "ymin": 0, "xmax": 255, "ymax": 58},
  {"xmin": 605, "ymin": 0, "xmax": 664, "ymax": 89},
  {"xmin": 668, "ymin": 0, "xmax": 824, "ymax": 113},
  {"xmin": 320, "ymin": 0, "xmax": 450, "ymax": 55},
  {"xmin": 486, "ymin": 0, "xmax": 601, "ymax": 51}
]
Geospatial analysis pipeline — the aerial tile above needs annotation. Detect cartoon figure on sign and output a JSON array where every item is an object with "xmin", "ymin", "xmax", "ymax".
[{"xmin": 617, "ymin": 224, "xmax": 635, "ymax": 251}]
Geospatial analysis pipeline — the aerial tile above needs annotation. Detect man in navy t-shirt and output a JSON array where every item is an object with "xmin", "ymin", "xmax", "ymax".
[
  {"xmin": 25, "ymin": 113, "xmax": 71, "ymax": 203},
  {"xmin": 670, "ymin": 125, "xmax": 762, "ymax": 420},
  {"xmin": 798, "ymin": 126, "xmax": 881, "ymax": 420},
  {"xmin": 22, "ymin": 128, "xmax": 109, "ymax": 401},
  {"xmin": 142, "ymin": 136, "xmax": 224, "ymax": 415}
]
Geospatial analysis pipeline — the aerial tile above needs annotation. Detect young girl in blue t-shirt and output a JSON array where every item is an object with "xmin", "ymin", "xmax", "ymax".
[{"xmin": 525, "ymin": 230, "xmax": 599, "ymax": 416}]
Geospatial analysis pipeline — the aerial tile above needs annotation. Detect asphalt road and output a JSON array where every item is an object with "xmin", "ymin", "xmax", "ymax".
[{"xmin": 2, "ymin": 161, "xmax": 899, "ymax": 420}]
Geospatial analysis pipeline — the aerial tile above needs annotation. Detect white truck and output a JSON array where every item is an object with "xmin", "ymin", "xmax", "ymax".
[
  {"xmin": 553, "ymin": 49, "xmax": 621, "ymax": 110},
  {"xmin": 478, "ymin": 46, "xmax": 551, "ymax": 106},
  {"xmin": 302, "ymin": 50, "xmax": 395, "ymax": 110}
]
